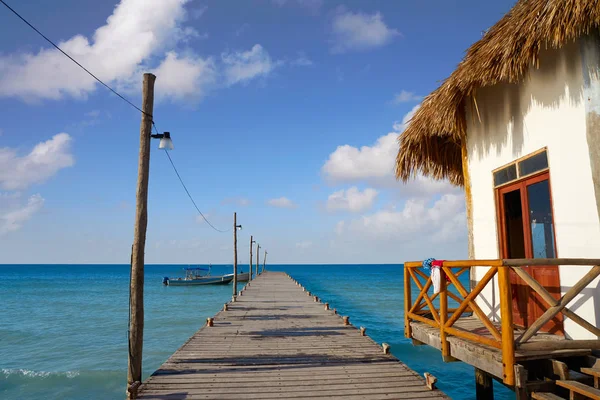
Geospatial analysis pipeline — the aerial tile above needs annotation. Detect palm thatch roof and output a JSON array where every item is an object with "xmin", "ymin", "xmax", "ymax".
[{"xmin": 396, "ymin": 0, "xmax": 600, "ymax": 186}]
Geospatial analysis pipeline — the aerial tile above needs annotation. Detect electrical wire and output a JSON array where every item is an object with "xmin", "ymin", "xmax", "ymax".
[
  {"xmin": 163, "ymin": 149, "xmax": 231, "ymax": 233},
  {"xmin": 0, "ymin": 0, "xmax": 151, "ymax": 119},
  {"xmin": 2, "ymin": 0, "xmax": 228, "ymax": 234}
]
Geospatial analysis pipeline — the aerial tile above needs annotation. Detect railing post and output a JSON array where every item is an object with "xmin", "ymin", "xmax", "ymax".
[
  {"xmin": 440, "ymin": 265, "xmax": 451, "ymax": 361},
  {"xmin": 404, "ymin": 265, "xmax": 412, "ymax": 339},
  {"xmin": 498, "ymin": 266, "xmax": 515, "ymax": 386}
]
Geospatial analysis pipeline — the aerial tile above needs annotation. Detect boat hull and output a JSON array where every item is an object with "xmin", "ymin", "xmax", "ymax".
[
  {"xmin": 223, "ymin": 272, "xmax": 250, "ymax": 283},
  {"xmin": 166, "ymin": 275, "xmax": 234, "ymax": 286}
]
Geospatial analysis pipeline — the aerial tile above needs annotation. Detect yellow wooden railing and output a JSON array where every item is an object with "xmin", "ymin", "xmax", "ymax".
[{"xmin": 404, "ymin": 259, "xmax": 600, "ymax": 386}]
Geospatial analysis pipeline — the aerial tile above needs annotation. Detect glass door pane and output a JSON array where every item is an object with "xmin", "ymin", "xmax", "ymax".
[
  {"xmin": 526, "ymin": 180, "xmax": 556, "ymax": 258},
  {"xmin": 503, "ymin": 189, "xmax": 526, "ymax": 258}
]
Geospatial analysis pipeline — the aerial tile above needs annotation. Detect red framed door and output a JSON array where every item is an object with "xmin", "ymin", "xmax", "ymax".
[{"xmin": 496, "ymin": 172, "xmax": 563, "ymax": 335}]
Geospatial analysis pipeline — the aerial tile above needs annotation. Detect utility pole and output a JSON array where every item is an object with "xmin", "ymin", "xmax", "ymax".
[
  {"xmin": 128, "ymin": 73, "xmax": 155, "ymax": 398},
  {"xmin": 249, "ymin": 235, "xmax": 254, "ymax": 281},
  {"xmin": 256, "ymin": 244, "xmax": 260, "ymax": 277},
  {"xmin": 233, "ymin": 212, "xmax": 238, "ymax": 299},
  {"xmin": 263, "ymin": 250, "xmax": 267, "ymax": 273}
]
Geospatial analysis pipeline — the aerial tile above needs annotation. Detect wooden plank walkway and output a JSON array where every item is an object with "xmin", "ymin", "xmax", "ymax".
[{"xmin": 137, "ymin": 272, "xmax": 449, "ymax": 399}]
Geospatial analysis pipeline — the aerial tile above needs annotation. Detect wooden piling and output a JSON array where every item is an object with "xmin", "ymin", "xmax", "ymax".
[
  {"xmin": 382, "ymin": 343, "xmax": 390, "ymax": 354},
  {"xmin": 475, "ymin": 368, "xmax": 494, "ymax": 400},
  {"xmin": 360, "ymin": 327, "xmax": 366, "ymax": 336},
  {"xmin": 343, "ymin": 316, "xmax": 350, "ymax": 325},
  {"xmin": 206, "ymin": 317, "xmax": 213, "ymax": 327}
]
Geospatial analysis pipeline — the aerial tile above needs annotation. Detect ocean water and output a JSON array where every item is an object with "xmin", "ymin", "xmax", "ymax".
[{"xmin": 0, "ymin": 264, "xmax": 514, "ymax": 399}]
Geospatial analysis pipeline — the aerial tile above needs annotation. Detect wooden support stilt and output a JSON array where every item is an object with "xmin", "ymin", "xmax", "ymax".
[
  {"xmin": 206, "ymin": 317, "xmax": 213, "ymax": 327},
  {"xmin": 343, "ymin": 316, "xmax": 350, "ymax": 325},
  {"xmin": 324, "ymin": 303, "xmax": 329, "ymax": 310},
  {"xmin": 360, "ymin": 327, "xmax": 366, "ymax": 336},
  {"xmin": 475, "ymin": 368, "xmax": 494, "ymax": 400}
]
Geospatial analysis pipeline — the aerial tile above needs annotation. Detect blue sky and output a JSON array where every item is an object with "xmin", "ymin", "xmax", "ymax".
[{"xmin": 0, "ymin": 0, "xmax": 516, "ymax": 264}]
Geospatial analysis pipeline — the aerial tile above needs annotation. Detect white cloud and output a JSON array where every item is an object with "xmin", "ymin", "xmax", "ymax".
[
  {"xmin": 191, "ymin": 5, "xmax": 208, "ymax": 19},
  {"xmin": 0, "ymin": 193, "xmax": 45, "ymax": 235},
  {"xmin": 0, "ymin": 133, "xmax": 74, "ymax": 190},
  {"xmin": 0, "ymin": 0, "xmax": 202, "ymax": 102},
  {"xmin": 222, "ymin": 44, "xmax": 280, "ymax": 86},
  {"xmin": 291, "ymin": 52, "xmax": 313, "ymax": 66},
  {"xmin": 321, "ymin": 105, "xmax": 455, "ymax": 196},
  {"xmin": 295, "ymin": 240, "xmax": 313, "ymax": 249},
  {"xmin": 326, "ymin": 187, "xmax": 378, "ymax": 213},
  {"xmin": 392, "ymin": 90, "xmax": 422, "ymax": 104},
  {"xmin": 152, "ymin": 52, "xmax": 217, "ymax": 101},
  {"xmin": 330, "ymin": 8, "xmax": 399, "ymax": 54},
  {"xmin": 336, "ymin": 194, "xmax": 466, "ymax": 243},
  {"xmin": 267, "ymin": 197, "xmax": 297, "ymax": 209},
  {"xmin": 272, "ymin": 0, "xmax": 323, "ymax": 13},
  {"xmin": 392, "ymin": 104, "xmax": 420, "ymax": 132}
]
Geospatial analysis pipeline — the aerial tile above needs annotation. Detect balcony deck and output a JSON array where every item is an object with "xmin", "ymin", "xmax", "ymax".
[{"xmin": 410, "ymin": 316, "xmax": 592, "ymax": 380}]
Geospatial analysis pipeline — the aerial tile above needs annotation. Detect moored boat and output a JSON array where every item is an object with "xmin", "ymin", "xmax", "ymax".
[
  {"xmin": 223, "ymin": 270, "xmax": 249, "ymax": 283},
  {"xmin": 162, "ymin": 267, "xmax": 234, "ymax": 286}
]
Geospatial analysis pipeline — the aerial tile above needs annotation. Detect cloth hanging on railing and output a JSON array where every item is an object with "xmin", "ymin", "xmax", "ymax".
[{"xmin": 422, "ymin": 258, "xmax": 448, "ymax": 294}]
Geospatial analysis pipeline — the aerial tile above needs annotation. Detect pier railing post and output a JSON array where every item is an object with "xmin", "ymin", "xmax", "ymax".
[
  {"xmin": 439, "ymin": 264, "xmax": 450, "ymax": 361},
  {"xmin": 404, "ymin": 265, "xmax": 412, "ymax": 339},
  {"xmin": 498, "ymin": 266, "xmax": 515, "ymax": 386}
]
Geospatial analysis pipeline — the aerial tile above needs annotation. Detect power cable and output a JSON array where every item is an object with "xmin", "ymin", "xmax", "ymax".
[
  {"xmin": 2, "ymin": 0, "xmax": 228, "ymax": 234},
  {"xmin": 163, "ymin": 149, "xmax": 231, "ymax": 233},
  {"xmin": 0, "ymin": 0, "xmax": 151, "ymax": 118}
]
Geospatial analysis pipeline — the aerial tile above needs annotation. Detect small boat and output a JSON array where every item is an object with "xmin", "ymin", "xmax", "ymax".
[
  {"xmin": 163, "ymin": 266, "xmax": 234, "ymax": 286},
  {"xmin": 223, "ymin": 270, "xmax": 250, "ymax": 283}
]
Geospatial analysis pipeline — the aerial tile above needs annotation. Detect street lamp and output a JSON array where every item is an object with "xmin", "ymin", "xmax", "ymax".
[{"xmin": 151, "ymin": 131, "xmax": 174, "ymax": 150}]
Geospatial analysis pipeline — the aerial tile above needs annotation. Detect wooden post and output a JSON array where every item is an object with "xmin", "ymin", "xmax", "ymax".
[
  {"xmin": 498, "ymin": 267, "xmax": 515, "ymax": 386},
  {"xmin": 263, "ymin": 250, "xmax": 267, "ymax": 273},
  {"xmin": 404, "ymin": 266, "xmax": 412, "ymax": 339},
  {"xmin": 382, "ymin": 343, "xmax": 390, "ymax": 354},
  {"xmin": 475, "ymin": 368, "xmax": 494, "ymax": 400},
  {"xmin": 127, "ymin": 73, "xmax": 155, "ymax": 396},
  {"xmin": 439, "ymin": 266, "xmax": 451, "ymax": 361},
  {"xmin": 233, "ymin": 212, "xmax": 238, "ymax": 299},
  {"xmin": 249, "ymin": 236, "xmax": 254, "ymax": 281},
  {"xmin": 256, "ymin": 244, "xmax": 260, "ymax": 277}
]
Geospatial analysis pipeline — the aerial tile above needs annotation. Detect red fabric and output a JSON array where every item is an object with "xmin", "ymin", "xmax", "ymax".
[{"xmin": 431, "ymin": 260, "xmax": 450, "ymax": 282}]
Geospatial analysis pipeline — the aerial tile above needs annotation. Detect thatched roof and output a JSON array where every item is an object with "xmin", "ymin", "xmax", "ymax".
[{"xmin": 396, "ymin": 0, "xmax": 600, "ymax": 186}]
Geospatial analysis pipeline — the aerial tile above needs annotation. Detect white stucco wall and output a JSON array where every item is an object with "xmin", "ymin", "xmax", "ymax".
[{"xmin": 465, "ymin": 39, "xmax": 600, "ymax": 339}]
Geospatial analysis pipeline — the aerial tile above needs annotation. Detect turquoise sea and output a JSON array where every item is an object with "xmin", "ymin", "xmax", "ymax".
[{"xmin": 0, "ymin": 264, "xmax": 513, "ymax": 399}]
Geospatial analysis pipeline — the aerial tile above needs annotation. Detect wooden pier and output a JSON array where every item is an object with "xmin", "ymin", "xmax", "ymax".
[{"xmin": 136, "ymin": 272, "xmax": 448, "ymax": 399}]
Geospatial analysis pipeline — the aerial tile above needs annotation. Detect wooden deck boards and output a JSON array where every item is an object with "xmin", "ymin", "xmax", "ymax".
[
  {"xmin": 410, "ymin": 318, "xmax": 592, "ymax": 379},
  {"xmin": 137, "ymin": 272, "xmax": 448, "ymax": 400}
]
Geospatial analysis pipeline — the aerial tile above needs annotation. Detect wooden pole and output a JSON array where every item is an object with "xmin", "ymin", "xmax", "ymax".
[
  {"xmin": 404, "ymin": 265, "xmax": 412, "ymax": 339},
  {"xmin": 233, "ymin": 212, "xmax": 238, "ymax": 299},
  {"xmin": 439, "ymin": 268, "xmax": 451, "ymax": 361},
  {"xmin": 256, "ymin": 244, "xmax": 260, "ymax": 277},
  {"xmin": 498, "ymin": 266, "xmax": 515, "ymax": 386},
  {"xmin": 127, "ymin": 73, "xmax": 155, "ymax": 395},
  {"xmin": 263, "ymin": 250, "xmax": 267, "ymax": 273},
  {"xmin": 475, "ymin": 368, "xmax": 494, "ymax": 400},
  {"xmin": 249, "ymin": 236, "xmax": 253, "ymax": 281}
]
